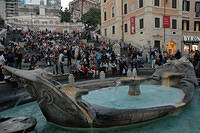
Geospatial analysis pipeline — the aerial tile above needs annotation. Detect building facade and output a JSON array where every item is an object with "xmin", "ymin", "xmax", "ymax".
[
  {"xmin": 101, "ymin": 0, "xmax": 200, "ymax": 54},
  {"xmin": 18, "ymin": 0, "xmax": 60, "ymax": 17},
  {"xmin": 5, "ymin": 0, "xmax": 19, "ymax": 17},
  {"xmin": 182, "ymin": 0, "xmax": 200, "ymax": 53},
  {"xmin": 0, "ymin": 0, "xmax": 6, "ymax": 19},
  {"xmin": 6, "ymin": 1, "xmax": 83, "ymax": 33},
  {"xmin": 69, "ymin": 0, "xmax": 100, "ymax": 22}
]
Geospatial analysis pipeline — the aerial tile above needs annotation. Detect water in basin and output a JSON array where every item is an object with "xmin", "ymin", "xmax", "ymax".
[
  {"xmin": 82, "ymin": 85, "xmax": 185, "ymax": 109},
  {"xmin": 0, "ymin": 88, "xmax": 200, "ymax": 133}
]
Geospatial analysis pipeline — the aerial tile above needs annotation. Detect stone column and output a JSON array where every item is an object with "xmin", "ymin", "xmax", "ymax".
[{"xmin": 100, "ymin": 71, "xmax": 105, "ymax": 80}]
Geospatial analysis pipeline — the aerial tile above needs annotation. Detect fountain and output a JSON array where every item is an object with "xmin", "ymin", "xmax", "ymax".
[
  {"xmin": 0, "ymin": 57, "xmax": 198, "ymax": 130},
  {"xmin": 116, "ymin": 77, "xmax": 148, "ymax": 96}
]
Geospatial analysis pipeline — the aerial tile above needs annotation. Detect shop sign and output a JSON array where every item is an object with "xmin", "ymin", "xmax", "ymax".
[
  {"xmin": 183, "ymin": 36, "xmax": 200, "ymax": 42},
  {"xmin": 163, "ymin": 16, "xmax": 170, "ymax": 28},
  {"xmin": 130, "ymin": 16, "xmax": 135, "ymax": 34}
]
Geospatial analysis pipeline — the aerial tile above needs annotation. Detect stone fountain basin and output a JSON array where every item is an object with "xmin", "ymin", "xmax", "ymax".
[
  {"xmin": 71, "ymin": 77, "xmax": 194, "ymax": 128},
  {"xmin": 2, "ymin": 65, "xmax": 195, "ymax": 128}
]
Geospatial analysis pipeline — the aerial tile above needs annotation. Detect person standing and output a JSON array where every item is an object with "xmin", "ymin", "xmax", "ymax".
[
  {"xmin": 6, "ymin": 51, "xmax": 15, "ymax": 67},
  {"xmin": 150, "ymin": 51, "xmax": 156, "ymax": 69},
  {"xmin": 0, "ymin": 51, "xmax": 5, "ymax": 81},
  {"xmin": 58, "ymin": 52, "xmax": 64, "ymax": 74},
  {"xmin": 52, "ymin": 49, "xmax": 59, "ymax": 74},
  {"xmin": 15, "ymin": 50, "xmax": 23, "ymax": 69},
  {"xmin": 175, "ymin": 50, "xmax": 181, "ymax": 59},
  {"xmin": 67, "ymin": 47, "xmax": 72, "ymax": 66},
  {"xmin": 0, "ymin": 51, "xmax": 5, "ymax": 66}
]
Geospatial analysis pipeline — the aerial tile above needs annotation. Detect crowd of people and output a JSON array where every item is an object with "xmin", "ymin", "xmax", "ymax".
[{"xmin": 0, "ymin": 29, "xmax": 200, "ymax": 81}]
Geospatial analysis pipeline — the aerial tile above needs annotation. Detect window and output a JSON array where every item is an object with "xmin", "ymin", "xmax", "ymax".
[
  {"xmin": 130, "ymin": 3, "xmax": 135, "ymax": 12},
  {"xmin": 194, "ymin": 21, "xmax": 200, "ymax": 31},
  {"xmin": 139, "ymin": 0, "xmax": 143, "ymax": 8},
  {"xmin": 172, "ymin": 0, "xmax": 177, "ymax": 8},
  {"xmin": 104, "ymin": 28, "xmax": 107, "ymax": 36},
  {"xmin": 182, "ymin": 0, "xmax": 190, "ymax": 11},
  {"xmin": 182, "ymin": 20, "xmax": 189, "ymax": 31},
  {"xmin": 154, "ymin": 0, "xmax": 159, "ymax": 6},
  {"xmin": 195, "ymin": 2, "xmax": 200, "ymax": 17},
  {"xmin": 112, "ymin": 26, "xmax": 115, "ymax": 34},
  {"xmin": 172, "ymin": 19, "xmax": 177, "ymax": 29},
  {"xmin": 124, "ymin": 24, "xmax": 128, "ymax": 32},
  {"xmin": 154, "ymin": 40, "xmax": 160, "ymax": 50},
  {"xmin": 111, "ymin": 5, "xmax": 115, "ymax": 18},
  {"xmin": 139, "ymin": 18, "xmax": 144, "ymax": 29},
  {"xmin": 155, "ymin": 18, "xmax": 160, "ymax": 28},
  {"xmin": 104, "ymin": 11, "xmax": 107, "ymax": 21},
  {"xmin": 124, "ymin": 3, "xmax": 128, "ymax": 14}
]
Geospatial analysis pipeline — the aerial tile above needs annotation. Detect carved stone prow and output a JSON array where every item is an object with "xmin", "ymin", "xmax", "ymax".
[{"xmin": 2, "ymin": 66, "xmax": 96, "ymax": 127}]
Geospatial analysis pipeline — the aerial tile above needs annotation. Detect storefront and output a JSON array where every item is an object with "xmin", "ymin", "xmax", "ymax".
[{"xmin": 183, "ymin": 36, "xmax": 200, "ymax": 53}]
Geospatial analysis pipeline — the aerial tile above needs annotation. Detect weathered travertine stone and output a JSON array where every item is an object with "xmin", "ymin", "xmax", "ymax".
[
  {"xmin": 0, "ymin": 117, "xmax": 36, "ymax": 133},
  {"xmin": 68, "ymin": 74, "xmax": 75, "ymax": 85},
  {"xmin": 153, "ymin": 56, "xmax": 198, "ymax": 87},
  {"xmin": 100, "ymin": 71, "xmax": 105, "ymax": 80}
]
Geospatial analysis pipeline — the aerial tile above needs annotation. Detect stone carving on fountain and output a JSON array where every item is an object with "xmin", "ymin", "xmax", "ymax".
[
  {"xmin": 3, "ymin": 66, "xmax": 96, "ymax": 128},
  {"xmin": 152, "ymin": 56, "xmax": 198, "ymax": 88},
  {"xmin": 152, "ymin": 56, "xmax": 198, "ymax": 104},
  {"xmin": 2, "ymin": 56, "xmax": 198, "ymax": 128}
]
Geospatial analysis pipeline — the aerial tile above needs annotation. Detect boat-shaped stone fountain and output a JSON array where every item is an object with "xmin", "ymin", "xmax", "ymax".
[{"xmin": 2, "ymin": 57, "xmax": 198, "ymax": 128}]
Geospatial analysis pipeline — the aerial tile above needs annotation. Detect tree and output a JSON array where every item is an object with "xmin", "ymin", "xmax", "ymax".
[
  {"xmin": 59, "ymin": 8, "xmax": 71, "ymax": 23},
  {"xmin": 81, "ymin": 8, "xmax": 101, "ymax": 27}
]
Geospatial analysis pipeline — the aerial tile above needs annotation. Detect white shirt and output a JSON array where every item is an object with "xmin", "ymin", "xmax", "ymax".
[
  {"xmin": 58, "ymin": 53, "xmax": 64, "ymax": 64},
  {"xmin": 0, "ymin": 55, "xmax": 5, "ymax": 65}
]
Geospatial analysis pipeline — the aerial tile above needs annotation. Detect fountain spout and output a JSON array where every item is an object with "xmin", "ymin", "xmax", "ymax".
[{"xmin": 116, "ymin": 77, "xmax": 148, "ymax": 96}]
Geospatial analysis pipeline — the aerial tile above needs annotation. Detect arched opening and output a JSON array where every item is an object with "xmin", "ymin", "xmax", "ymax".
[{"xmin": 167, "ymin": 41, "xmax": 176, "ymax": 55}]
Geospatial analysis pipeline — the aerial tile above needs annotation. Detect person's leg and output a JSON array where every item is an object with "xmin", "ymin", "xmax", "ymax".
[
  {"xmin": 53, "ymin": 64, "xmax": 56, "ymax": 74},
  {"xmin": 67, "ymin": 58, "xmax": 70, "ymax": 66},
  {"xmin": 58, "ymin": 63, "xmax": 61, "ymax": 74},
  {"xmin": 61, "ymin": 63, "xmax": 64, "ymax": 74},
  {"xmin": 56, "ymin": 64, "xmax": 58, "ymax": 74},
  {"xmin": 19, "ymin": 62, "xmax": 22, "ymax": 69},
  {"xmin": 69, "ymin": 58, "xmax": 72, "ymax": 65}
]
